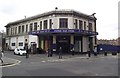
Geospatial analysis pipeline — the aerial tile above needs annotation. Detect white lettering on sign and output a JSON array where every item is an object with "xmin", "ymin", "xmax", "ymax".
[
  {"xmin": 40, "ymin": 31, "xmax": 44, "ymax": 33},
  {"xmin": 54, "ymin": 30, "xmax": 62, "ymax": 32},
  {"xmin": 37, "ymin": 31, "xmax": 39, "ymax": 33},
  {"xmin": 32, "ymin": 32, "xmax": 36, "ymax": 34},
  {"xmin": 68, "ymin": 30, "xmax": 74, "ymax": 32},
  {"xmin": 45, "ymin": 30, "xmax": 47, "ymax": 32},
  {"xmin": 63, "ymin": 30, "xmax": 68, "ymax": 32}
]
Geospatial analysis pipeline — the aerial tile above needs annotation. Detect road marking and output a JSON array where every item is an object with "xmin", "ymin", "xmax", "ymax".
[
  {"xmin": 0, "ymin": 57, "xmax": 21, "ymax": 68},
  {"xmin": 47, "ymin": 59, "xmax": 65, "ymax": 62},
  {"xmin": 41, "ymin": 61, "xmax": 46, "ymax": 62}
]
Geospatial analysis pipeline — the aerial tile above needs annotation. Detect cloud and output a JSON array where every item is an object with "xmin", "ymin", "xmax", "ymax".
[{"xmin": 0, "ymin": 5, "xmax": 17, "ymax": 15}]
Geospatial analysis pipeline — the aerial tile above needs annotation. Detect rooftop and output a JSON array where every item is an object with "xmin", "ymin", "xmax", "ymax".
[{"xmin": 5, "ymin": 9, "xmax": 96, "ymax": 27}]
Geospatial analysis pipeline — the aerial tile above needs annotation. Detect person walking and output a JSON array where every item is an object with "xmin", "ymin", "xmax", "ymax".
[
  {"xmin": 50, "ymin": 48, "xmax": 53, "ymax": 57},
  {"xmin": 71, "ymin": 47, "xmax": 74, "ymax": 56},
  {"xmin": 0, "ymin": 51, "xmax": 4, "ymax": 63},
  {"xmin": 47, "ymin": 48, "xmax": 52, "ymax": 57},
  {"xmin": 47, "ymin": 48, "xmax": 50, "ymax": 57},
  {"xmin": 59, "ymin": 47, "xmax": 62, "ymax": 59},
  {"xmin": 94, "ymin": 46, "xmax": 97, "ymax": 56},
  {"xmin": 25, "ymin": 45, "xmax": 29, "ymax": 58},
  {"xmin": 88, "ymin": 49, "xmax": 91, "ymax": 57}
]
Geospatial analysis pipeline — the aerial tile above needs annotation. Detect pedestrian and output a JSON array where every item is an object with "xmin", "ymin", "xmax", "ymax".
[
  {"xmin": 47, "ymin": 48, "xmax": 50, "ymax": 57},
  {"xmin": 0, "ymin": 51, "xmax": 4, "ymax": 63},
  {"xmin": 47, "ymin": 48, "xmax": 52, "ymax": 57},
  {"xmin": 25, "ymin": 45, "xmax": 29, "ymax": 58},
  {"xmin": 94, "ymin": 46, "xmax": 97, "ymax": 56},
  {"xmin": 88, "ymin": 49, "xmax": 91, "ymax": 57},
  {"xmin": 59, "ymin": 47, "xmax": 62, "ymax": 59},
  {"xmin": 71, "ymin": 47, "xmax": 74, "ymax": 56},
  {"xmin": 104, "ymin": 51, "xmax": 107, "ymax": 56},
  {"xmin": 50, "ymin": 48, "xmax": 53, "ymax": 57}
]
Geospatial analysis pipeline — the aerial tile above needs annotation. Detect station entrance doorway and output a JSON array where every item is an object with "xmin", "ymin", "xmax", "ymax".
[{"xmin": 56, "ymin": 36, "xmax": 70, "ymax": 54}]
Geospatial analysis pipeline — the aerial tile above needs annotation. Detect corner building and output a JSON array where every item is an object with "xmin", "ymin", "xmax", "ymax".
[{"xmin": 5, "ymin": 10, "xmax": 98, "ymax": 54}]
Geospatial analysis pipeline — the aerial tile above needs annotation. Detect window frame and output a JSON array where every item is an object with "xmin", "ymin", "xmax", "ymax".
[
  {"xmin": 49, "ymin": 19, "xmax": 52, "ymax": 29},
  {"xmin": 79, "ymin": 20, "xmax": 83, "ymax": 30},
  {"xmin": 26, "ymin": 24, "xmax": 28, "ymax": 33},
  {"xmin": 59, "ymin": 18, "xmax": 68, "ymax": 28},
  {"xmin": 34, "ymin": 22, "xmax": 37, "ymax": 31},
  {"xmin": 22, "ymin": 25, "xmax": 24, "ymax": 33},
  {"xmin": 29, "ymin": 23, "xmax": 33, "ymax": 32},
  {"xmin": 75, "ymin": 19, "xmax": 78, "ymax": 29},
  {"xmin": 44, "ymin": 20, "xmax": 48, "ymax": 29},
  {"xmin": 19, "ymin": 42, "xmax": 23, "ymax": 46},
  {"xmin": 40, "ymin": 21, "xmax": 42, "ymax": 30},
  {"xmin": 11, "ymin": 43, "xmax": 15, "ymax": 46},
  {"xmin": 6, "ymin": 28, "xmax": 9, "ymax": 35},
  {"xmin": 88, "ymin": 23, "xmax": 93, "ymax": 31},
  {"xmin": 84, "ymin": 21, "xmax": 86, "ymax": 30},
  {"xmin": 18, "ymin": 26, "xmax": 21, "ymax": 34}
]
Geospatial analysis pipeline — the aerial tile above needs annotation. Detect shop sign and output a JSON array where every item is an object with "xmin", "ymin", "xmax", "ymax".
[{"xmin": 29, "ymin": 29, "xmax": 98, "ymax": 35}]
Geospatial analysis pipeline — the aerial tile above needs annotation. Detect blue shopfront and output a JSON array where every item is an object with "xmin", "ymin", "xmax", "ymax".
[{"xmin": 29, "ymin": 29, "xmax": 98, "ymax": 53}]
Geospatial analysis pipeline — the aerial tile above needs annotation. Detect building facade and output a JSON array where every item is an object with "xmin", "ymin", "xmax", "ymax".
[
  {"xmin": 5, "ymin": 10, "xmax": 98, "ymax": 53},
  {"xmin": 97, "ymin": 39, "xmax": 119, "ymax": 46},
  {"xmin": 0, "ymin": 32, "xmax": 6, "ymax": 50}
]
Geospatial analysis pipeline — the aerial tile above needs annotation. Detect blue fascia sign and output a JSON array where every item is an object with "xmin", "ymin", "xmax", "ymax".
[{"xmin": 29, "ymin": 29, "xmax": 98, "ymax": 35}]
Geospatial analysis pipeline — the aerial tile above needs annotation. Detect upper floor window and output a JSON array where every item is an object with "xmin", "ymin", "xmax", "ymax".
[
  {"xmin": 84, "ymin": 21, "xmax": 86, "ymax": 30},
  {"xmin": 34, "ymin": 22, "xmax": 37, "ymax": 31},
  {"xmin": 10, "ymin": 28, "xmax": 12, "ymax": 35},
  {"xmin": 79, "ymin": 20, "xmax": 83, "ymax": 30},
  {"xmin": 75, "ymin": 19, "xmax": 78, "ymax": 29},
  {"xmin": 44, "ymin": 20, "xmax": 48, "ymax": 29},
  {"xmin": 15, "ymin": 27, "xmax": 17, "ymax": 34},
  {"xmin": 29, "ymin": 23, "xmax": 33, "ymax": 32},
  {"xmin": 59, "ymin": 18, "xmax": 68, "ymax": 28},
  {"xmin": 12, "ymin": 28, "xmax": 14, "ymax": 35},
  {"xmin": 22, "ymin": 25, "xmax": 24, "ymax": 33},
  {"xmin": 6, "ymin": 28, "xmax": 9, "ymax": 35},
  {"xmin": 18, "ymin": 26, "xmax": 21, "ymax": 34},
  {"xmin": 88, "ymin": 23, "xmax": 92, "ymax": 31},
  {"xmin": 49, "ymin": 19, "xmax": 52, "ymax": 29},
  {"xmin": 26, "ymin": 24, "xmax": 28, "ymax": 33},
  {"xmin": 40, "ymin": 21, "xmax": 42, "ymax": 30}
]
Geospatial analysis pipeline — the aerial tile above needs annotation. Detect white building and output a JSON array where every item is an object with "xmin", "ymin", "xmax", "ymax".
[{"xmin": 5, "ymin": 9, "xmax": 98, "ymax": 53}]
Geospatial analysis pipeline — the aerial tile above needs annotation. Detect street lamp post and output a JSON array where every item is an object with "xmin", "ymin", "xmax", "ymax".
[{"xmin": 88, "ymin": 13, "xmax": 96, "ymax": 57}]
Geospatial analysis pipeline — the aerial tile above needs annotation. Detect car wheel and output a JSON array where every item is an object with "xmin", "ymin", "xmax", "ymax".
[
  {"xmin": 20, "ymin": 53, "xmax": 23, "ymax": 56},
  {"xmin": 17, "ymin": 53, "xmax": 20, "ymax": 55}
]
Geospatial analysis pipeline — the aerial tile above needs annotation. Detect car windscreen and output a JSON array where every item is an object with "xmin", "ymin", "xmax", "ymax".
[{"xmin": 20, "ymin": 49, "xmax": 25, "ymax": 51}]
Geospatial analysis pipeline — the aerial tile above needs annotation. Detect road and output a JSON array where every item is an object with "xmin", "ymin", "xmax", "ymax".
[{"xmin": 2, "ymin": 51, "xmax": 118, "ymax": 76}]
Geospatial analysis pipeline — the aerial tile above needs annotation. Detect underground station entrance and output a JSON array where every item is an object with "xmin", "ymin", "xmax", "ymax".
[
  {"xmin": 29, "ymin": 29, "xmax": 98, "ymax": 54},
  {"xmin": 56, "ymin": 36, "xmax": 70, "ymax": 54}
]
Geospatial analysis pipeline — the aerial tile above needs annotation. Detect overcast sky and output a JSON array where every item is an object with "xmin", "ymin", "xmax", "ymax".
[{"xmin": 0, "ymin": 0, "xmax": 119, "ymax": 39}]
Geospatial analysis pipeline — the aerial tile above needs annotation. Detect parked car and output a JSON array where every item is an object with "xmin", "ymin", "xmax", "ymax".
[{"xmin": 14, "ymin": 48, "xmax": 26, "ymax": 56}]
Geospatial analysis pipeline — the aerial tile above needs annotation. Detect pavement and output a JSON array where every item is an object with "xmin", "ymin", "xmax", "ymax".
[
  {"xmin": 0, "ymin": 51, "xmax": 119, "ymax": 67},
  {"xmin": 0, "ymin": 52, "xmax": 88, "ymax": 67}
]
